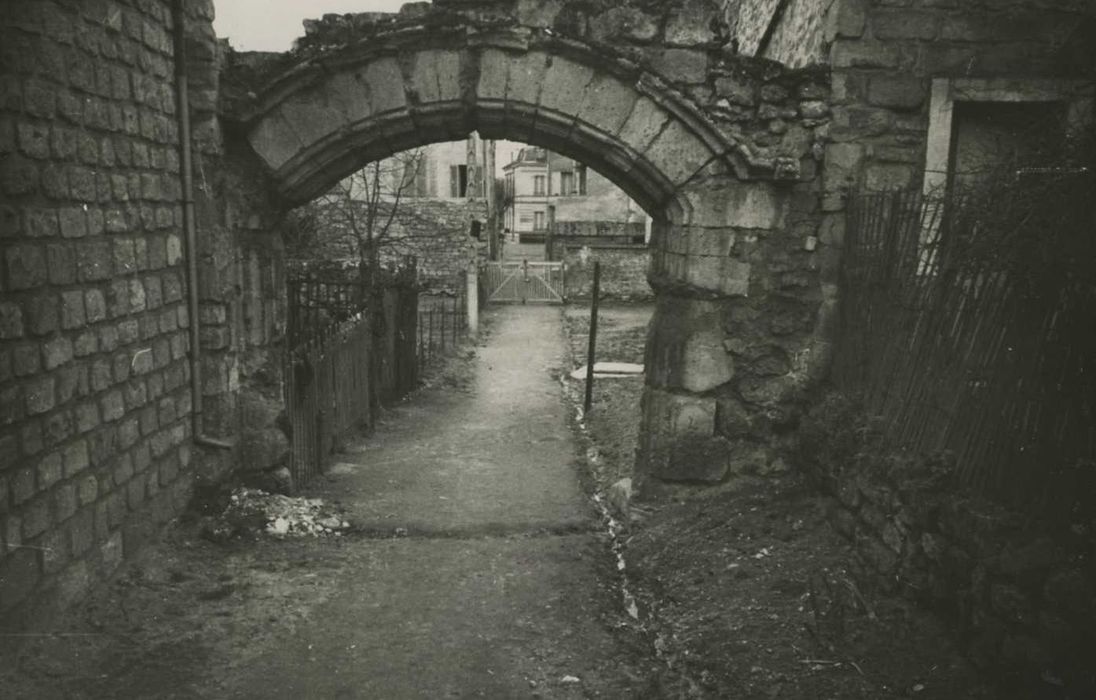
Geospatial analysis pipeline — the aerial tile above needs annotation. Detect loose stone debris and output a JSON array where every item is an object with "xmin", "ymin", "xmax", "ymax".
[{"xmin": 202, "ymin": 487, "xmax": 351, "ymax": 540}]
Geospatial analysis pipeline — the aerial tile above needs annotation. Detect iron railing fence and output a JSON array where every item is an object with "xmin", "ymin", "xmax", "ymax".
[
  {"xmin": 285, "ymin": 313, "xmax": 373, "ymax": 487},
  {"xmin": 286, "ymin": 277, "xmax": 370, "ymax": 348},
  {"xmin": 834, "ymin": 184, "xmax": 1096, "ymax": 519},
  {"xmin": 417, "ymin": 290, "xmax": 468, "ymax": 369},
  {"xmin": 284, "ymin": 265, "xmax": 421, "ymax": 487}
]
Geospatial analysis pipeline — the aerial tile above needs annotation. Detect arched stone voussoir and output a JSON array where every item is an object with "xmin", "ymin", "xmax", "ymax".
[
  {"xmin": 641, "ymin": 119, "xmax": 720, "ymax": 192},
  {"xmin": 248, "ymin": 109, "xmax": 306, "ymax": 173},
  {"xmin": 403, "ymin": 47, "xmax": 465, "ymax": 106},
  {"xmin": 276, "ymin": 112, "xmax": 431, "ymax": 205},
  {"xmin": 246, "ymin": 55, "xmax": 410, "ymax": 175},
  {"xmin": 572, "ymin": 72, "xmax": 641, "ymax": 140},
  {"xmin": 538, "ymin": 54, "xmax": 597, "ymax": 120}
]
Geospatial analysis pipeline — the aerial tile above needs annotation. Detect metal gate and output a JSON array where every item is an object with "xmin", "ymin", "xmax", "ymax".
[{"xmin": 483, "ymin": 261, "xmax": 565, "ymax": 304}]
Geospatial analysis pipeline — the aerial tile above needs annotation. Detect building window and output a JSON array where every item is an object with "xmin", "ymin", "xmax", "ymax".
[
  {"xmin": 577, "ymin": 165, "xmax": 587, "ymax": 195},
  {"xmin": 560, "ymin": 171, "xmax": 574, "ymax": 195},
  {"xmin": 534, "ymin": 211, "xmax": 545, "ymax": 230},
  {"xmin": 533, "ymin": 175, "xmax": 546, "ymax": 196},
  {"xmin": 450, "ymin": 164, "xmax": 469, "ymax": 197}
]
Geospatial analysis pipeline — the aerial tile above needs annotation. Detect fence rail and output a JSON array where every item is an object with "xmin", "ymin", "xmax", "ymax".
[{"xmin": 834, "ymin": 186, "xmax": 1095, "ymax": 518}]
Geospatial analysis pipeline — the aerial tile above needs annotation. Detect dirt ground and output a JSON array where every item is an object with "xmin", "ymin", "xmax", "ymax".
[
  {"xmin": 562, "ymin": 303, "xmax": 994, "ymax": 700},
  {"xmin": 3, "ymin": 308, "xmax": 684, "ymax": 700}
]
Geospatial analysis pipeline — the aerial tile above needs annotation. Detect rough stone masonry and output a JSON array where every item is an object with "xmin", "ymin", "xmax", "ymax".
[
  {"xmin": 0, "ymin": 0, "xmax": 841, "ymax": 627},
  {"xmin": 227, "ymin": 0, "xmax": 837, "ymax": 490}
]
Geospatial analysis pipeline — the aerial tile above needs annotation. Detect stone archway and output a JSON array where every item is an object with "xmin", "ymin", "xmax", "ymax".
[{"xmin": 224, "ymin": 3, "xmax": 835, "ymax": 486}]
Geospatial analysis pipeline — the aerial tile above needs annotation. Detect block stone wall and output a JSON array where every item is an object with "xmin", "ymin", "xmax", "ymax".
[
  {"xmin": 799, "ymin": 395, "xmax": 1096, "ymax": 695},
  {"xmin": 292, "ymin": 198, "xmax": 486, "ymax": 295},
  {"xmin": 0, "ymin": 0, "xmax": 202, "ymax": 627}
]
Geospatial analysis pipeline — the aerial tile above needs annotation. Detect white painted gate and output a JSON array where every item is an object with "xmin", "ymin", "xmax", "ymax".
[{"xmin": 483, "ymin": 261, "xmax": 565, "ymax": 304}]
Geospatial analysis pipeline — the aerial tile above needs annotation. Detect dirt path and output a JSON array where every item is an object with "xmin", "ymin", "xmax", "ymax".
[
  {"xmin": 221, "ymin": 305, "xmax": 658, "ymax": 698},
  {"xmin": 1, "ymin": 306, "xmax": 665, "ymax": 699}
]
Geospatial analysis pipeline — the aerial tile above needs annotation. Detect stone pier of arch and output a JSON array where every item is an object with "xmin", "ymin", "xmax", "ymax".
[{"xmin": 220, "ymin": 0, "xmax": 839, "ymax": 487}]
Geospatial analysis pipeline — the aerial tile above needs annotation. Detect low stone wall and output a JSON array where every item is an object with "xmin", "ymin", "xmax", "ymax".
[
  {"xmin": 292, "ymin": 198, "xmax": 486, "ymax": 295},
  {"xmin": 797, "ymin": 392, "xmax": 1096, "ymax": 696},
  {"xmin": 559, "ymin": 245, "xmax": 651, "ymax": 302}
]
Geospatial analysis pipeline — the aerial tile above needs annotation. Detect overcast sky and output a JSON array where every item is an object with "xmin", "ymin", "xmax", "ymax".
[{"xmin": 213, "ymin": 0, "xmax": 408, "ymax": 52}]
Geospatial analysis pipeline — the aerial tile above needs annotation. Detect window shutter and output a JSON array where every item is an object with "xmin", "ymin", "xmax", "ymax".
[{"xmin": 450, "ymin": 166, "xmax": 459, "ymax": 198}]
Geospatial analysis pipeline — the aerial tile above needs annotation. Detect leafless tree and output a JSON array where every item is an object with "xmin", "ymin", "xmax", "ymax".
[{"xmin": 310, "ymin": 150, "xmax": 427, "ymax": 286}]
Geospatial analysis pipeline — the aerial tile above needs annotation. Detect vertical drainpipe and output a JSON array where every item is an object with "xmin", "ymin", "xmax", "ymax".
[{"xmin": 173, "ymin": 0, "xmax": 233, "ymax": 451}]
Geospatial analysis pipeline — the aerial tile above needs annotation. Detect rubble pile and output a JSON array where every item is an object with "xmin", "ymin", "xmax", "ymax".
[{"xmin": 204, "ymin": 487, "xmax": 351, "ymax": 540}]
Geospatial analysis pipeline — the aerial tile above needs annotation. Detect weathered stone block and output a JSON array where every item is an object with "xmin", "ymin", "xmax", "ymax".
[
  {"xmin": 100, "ymin": 390, "xmax": 125, "ymax": 422},
  {"xmin": 513, "ymin": 0, "xmax": 563, "ymax": 28},
  {"xmin": 868, "ymin": 75, "xmax": 926, "ymax": 110},
  {"xmin": 5, "ymin": 245, "xmax": 47, "ymax": 290},
  {"xmin": 831, "ymin": 40, "xmax": 899, "ymax": 69},
  {"xmin": 43, "ymin": 336, "xmax": 74, "ymax": 370},
  {"xmin": 639, "ymin": 387, "xmax": 729, "ymax": 483},
  {"xmin": 714, "ymin": 76, "xmax": 755, "ymax": 106},
  {"xmin": 25, "ymin": 376, "xmax": 55, "ymax": 415},
  {"xmin": 239, "ymin": 427, "xmax": 289, "ymax": 473},
  {"xmin": 409, "ymin": 49, "xmax": 463, "ymax": 106},
  {"xmin": 538, "ymin": 55, "xmax": 595, "ymax": 120},
  {"xmin": 823, "ymin": 142, "xmax": 864, "ymax": 191},
  {"xmin": 684, "ymin": 255, "xmax": 751, "ymax": 297},
  {"xmin": 647, "ymin": 296, "xmax": 733, "ymax": 393},
  {"xmin": 504, "ymin": 51, "xmax": 548, "ymax": 108},
  {"xmin": 577, "ymin": 74, "xmax": 638, "ymax": 138},
  {"xmin": 871, "ymin": 10, "xmax": 939, "ymax": 41},
  {"xmin": 475, "ymin": 48, "xmax": 510, "ymax": 103},
  {"xmin": 642, "ymin": 120, "xmax": 714, "ymax": 187},
  {"xmin": 716, "ymin": 396, "xmax": 751, "ymax": 439},
  {"xmin": 824, "ymin": 0, "xmax": 866, "ymax": 41},
  {"xmin": 0, "ymin": 302, "xmax": 24, "ymax": 339},
  {"xmin": 649, "ymin": 49, "xmax": 709, "ymax": 85},
  {"xmin": 247, "ymin": 111, "xmax": 304, "ymax": 172},
  {"xmin": 665, "ymin": 0, "xmax": 719, "ymax": 46},
  {"xmin": 76, "ymin": 239, "xmax": 112, "ymax": 282},
  {"xmin": 701, "ymin": 182, "xmax": 786, "ymax": 230},
  {"xmin": 617, "ymin": 96, "xmax": 670, "ymax": 153},
  {"xmin": 595, "ymin": 7, "xmax": 657, "ymax": 42}
]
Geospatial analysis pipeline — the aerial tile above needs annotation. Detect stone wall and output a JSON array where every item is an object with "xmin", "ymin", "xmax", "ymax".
[
  {"xmin": 546, "ymin": 221, "xmax": 650, "ymax": 301},
  {"xmin": 0, "ymin": 0, "xmax": 198, "ymax": 627},
  {"xmin": 291, "ymin": 198, "xmax": 486, "ymax": 295},
  {"xmin": 558, "ymin": 245, "xmax": 652, "ymax": 302},
  {"xmin": 0, "ymin": 0, "xmax": 289, "ymax": 629},
  {"xmin": 799, "ymin": 393, "xmax": 1096, "ymax": 695},
  {"xmin": 830, "ymin": 0, "xmax": 1091, "ymax": 194}
]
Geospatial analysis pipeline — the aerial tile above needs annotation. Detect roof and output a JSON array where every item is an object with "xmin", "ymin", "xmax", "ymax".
[{"xmin": 502, "ymin": 146, "xmax": 548, "ymax": 171}]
